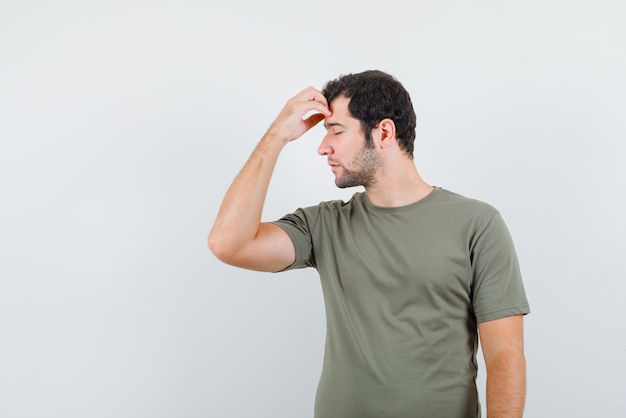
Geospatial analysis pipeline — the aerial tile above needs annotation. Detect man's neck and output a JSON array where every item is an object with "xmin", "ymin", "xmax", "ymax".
[{"xmin": 364, "ymin": 162, "xmax": 433, "ymax": 208}]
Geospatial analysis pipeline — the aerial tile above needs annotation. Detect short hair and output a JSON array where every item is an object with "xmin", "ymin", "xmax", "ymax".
[{"xmin": 322, "ymin": 70, "xmax": 417, "ymax": 158}]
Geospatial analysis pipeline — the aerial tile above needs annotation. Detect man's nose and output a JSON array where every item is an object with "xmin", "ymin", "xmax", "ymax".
[{"xmin": 317, "ymin": 135, "xmax": 332, "ymax": 156}]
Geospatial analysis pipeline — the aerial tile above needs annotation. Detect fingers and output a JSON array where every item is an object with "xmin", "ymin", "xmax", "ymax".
[
  {"xmin": 268, "ymin": 86, "xmax": 331, "ymax": 144},
  {"xmin": 292, "ymin": 86, "xmax": 331, "ymax": 117}
]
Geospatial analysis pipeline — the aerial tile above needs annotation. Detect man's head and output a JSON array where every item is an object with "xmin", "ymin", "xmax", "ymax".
[{"xmin": 322, "ymin": 70, "xmax": 417, "ymax": 159}]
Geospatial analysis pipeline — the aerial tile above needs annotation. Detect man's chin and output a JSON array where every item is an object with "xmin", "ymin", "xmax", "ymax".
[{"xmin": 334, "ymin": 178, "xmax": 358, "ymax": 189}]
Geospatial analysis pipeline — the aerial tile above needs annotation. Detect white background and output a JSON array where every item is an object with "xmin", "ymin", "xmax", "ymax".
[{"xmin": 1, "ymin": 1, "xmax": 625, "ymax": 417}]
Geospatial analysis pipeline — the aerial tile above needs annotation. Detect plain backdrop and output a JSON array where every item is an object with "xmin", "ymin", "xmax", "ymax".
[{"xmin": 1, "ymin": 1, "xmax": 625, "ymax": 417}]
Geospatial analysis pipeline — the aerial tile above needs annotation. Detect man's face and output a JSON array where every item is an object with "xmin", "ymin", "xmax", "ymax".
[{"xmin": 318, "ymin": 96, "xmax": 382, "ymax": 188}]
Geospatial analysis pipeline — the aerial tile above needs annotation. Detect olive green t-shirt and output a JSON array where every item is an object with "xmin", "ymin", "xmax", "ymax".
[{"xmin": 273, "ymin": 188, "xmax": 530, "ymax": 418}]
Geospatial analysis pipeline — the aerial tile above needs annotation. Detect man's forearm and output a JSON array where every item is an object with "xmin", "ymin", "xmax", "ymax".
[
  {"xmin": 208, "ymin": 132, "xmax": 284, "ymax": 256},
  {"xmin": 485, "ymin": 350, "xmax": 526, "ymax": 418}
]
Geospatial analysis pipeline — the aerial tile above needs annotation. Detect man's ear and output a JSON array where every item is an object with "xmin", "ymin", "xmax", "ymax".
[{"xmin": 377, "ymin": 118, "xmax": 396, "ymax": 149}]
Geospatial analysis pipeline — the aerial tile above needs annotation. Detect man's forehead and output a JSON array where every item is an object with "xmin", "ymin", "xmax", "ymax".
[{"xmin": 324, "ymin": 96, "xmax": 355, "ymax": 128}]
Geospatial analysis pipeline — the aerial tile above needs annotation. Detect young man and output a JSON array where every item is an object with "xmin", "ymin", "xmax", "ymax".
[{"xmin": 209, "ymin": 70, "xmax": 530, "ymax": 418}]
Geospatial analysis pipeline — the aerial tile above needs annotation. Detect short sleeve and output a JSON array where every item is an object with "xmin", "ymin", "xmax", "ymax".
[
  {"xmin": 271, "ymin": 207, "xmax": 319, "ymax": 271},
  {"xmin": 470, "ymin": 213, "xmax": 530, "ymax": 323}
]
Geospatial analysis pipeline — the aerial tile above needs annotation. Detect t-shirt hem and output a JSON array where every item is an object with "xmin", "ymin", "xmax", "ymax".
[
  {"xmin": 475, "ymin": 305, "xmax": 531, "ymax": 323},
  {"xmin": 270, "ymin": 220, "xmax": 306, "ymax": 272}
]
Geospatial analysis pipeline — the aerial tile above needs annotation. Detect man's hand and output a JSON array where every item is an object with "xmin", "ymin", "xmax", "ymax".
[{"xmin": 267, "ymin": 86, "xmax": 331, "ymax": 145}]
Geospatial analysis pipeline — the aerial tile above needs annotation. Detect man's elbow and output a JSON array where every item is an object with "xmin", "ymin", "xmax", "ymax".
[
  {"xmin": 208, "ymin": 232, "xmax": 236, "ymax": 264},
  {"xmin": 209, "ymin": 233, "xmax": 256, "ymax": 270}
]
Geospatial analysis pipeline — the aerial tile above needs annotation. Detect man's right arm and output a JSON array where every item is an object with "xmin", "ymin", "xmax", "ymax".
[{"xmin": 208, "ymin": 87, "xmax": 330, "ymax": 272}]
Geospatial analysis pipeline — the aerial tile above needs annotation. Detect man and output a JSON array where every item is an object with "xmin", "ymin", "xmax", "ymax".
[{"xmin": 209, "ymin": 70, "xmax": 530, "ymax": 417}]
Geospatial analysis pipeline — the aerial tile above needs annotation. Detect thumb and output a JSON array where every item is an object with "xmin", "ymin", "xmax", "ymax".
[{"xmin": 303, "ymin": 112, "xmax": 326, "ymax": 131}]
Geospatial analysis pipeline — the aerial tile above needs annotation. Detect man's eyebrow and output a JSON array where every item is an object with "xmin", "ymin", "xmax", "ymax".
[{"xmin": 324, "ymin": 122, "xmax": 346, "ymax": 130}]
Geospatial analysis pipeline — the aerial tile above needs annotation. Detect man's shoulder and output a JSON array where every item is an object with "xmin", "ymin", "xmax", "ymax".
[
  {"xmin": 277, "ymin": 193, "xmax": 361, "ymax": 225},
  {"xmin": 432, "ymin": 188, "xmax": 499, "ymax": 216}
]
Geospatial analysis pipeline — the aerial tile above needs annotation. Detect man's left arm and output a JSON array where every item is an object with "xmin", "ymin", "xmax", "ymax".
[{"xmin": 478, "ymin": 314, "xmax": 526, "ymax": 418}]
